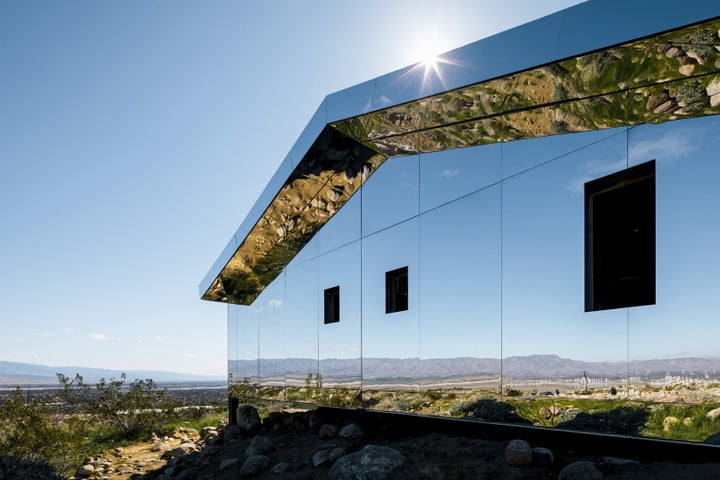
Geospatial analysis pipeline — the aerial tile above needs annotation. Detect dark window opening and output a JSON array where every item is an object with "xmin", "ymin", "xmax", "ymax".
[
  {"xmin": 585, "ymin": 160, "xmax": 655, "ymax": 312},
  {"xmin": 386, "ymin": 266, "xmax": 409, "ymax": 314},
  {"xmin": 324, "ymin": 286, "xmax": 340, "ymax": 324}
]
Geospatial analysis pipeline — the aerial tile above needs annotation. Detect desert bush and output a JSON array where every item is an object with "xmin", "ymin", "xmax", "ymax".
[
  {"xmin": 56, "ymin": 373, "xmax": 180, "ymax": 440},
  {"xmin": 450, "ymin": 398, "xmax": 532, "ymax": 424},
  {"xmin": 555, "ymin": 405, "xmax": 649, "ymax": 435},
  {"xmin": 0, "ymin": 388, "xmax": 73, "ymax": 478}
]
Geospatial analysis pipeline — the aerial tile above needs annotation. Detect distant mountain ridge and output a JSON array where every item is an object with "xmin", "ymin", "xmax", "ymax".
[{"xmin": 0, "ymin": 360, "xmax": 224, "ymax": 386}]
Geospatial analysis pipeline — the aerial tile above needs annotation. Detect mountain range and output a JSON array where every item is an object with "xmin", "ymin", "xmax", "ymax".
[{"xmin": 0, "ymin": 360, "xmax": 225, "ymax": 386}]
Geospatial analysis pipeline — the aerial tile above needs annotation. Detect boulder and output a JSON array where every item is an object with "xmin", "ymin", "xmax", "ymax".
[
  {"xmin": 271, "ymin": 462, "xmax": 290, "ymax": 474},
  {"xmin": 706, "ymin": 407, "xmax": 720, "ymax": 420},
  {"xmin": 338, "ymin": 423, "xmax": 364, "ymax": 438},
  {"xmin": 328, "ymin": 445, "xmax": 405, "ymax": 480},
  {"xmin": 240, "ymin": 455, "xmax": 271, "ymax": 477},
  {"xmin": 200, "ymin": 426, "xmax": 218, "ymax": 440},
  {"xmin": 237, "ymin": 405, "xmax": 262, "ymax": 435},
  {"xmin": 313, "ymin": 449, "xmax": 331, "ymax": 467},
  {"xmin": 531, "ymin": 447, "xmax": 554, "ymax": 466},
  {"xmin": 175, "ymin": 467, "xmax": 201, "ymax": 480},
  {"xmin": 163, "ymin": 443, "xmax": 196, "ymax": 459},
  {"xmin": 77, "ymin": 464, "xmax": 95, "ymax": 478},
  {"xmin": 663, "ymin": 416, "xmax": 680, "ymax": 431},
  {"xmin": 703, "ymin": 432, "xmax": 720, "ymax": 445},
  {"xmin": 247, "ymin": 435, "xmax": 273, "ymax": 456},
  {"xmin": 319, "ymin": 423, "xmax": 338, "ymax": 439},
  {"xmin": 505, "ymin": 439, "xmax": 532, "ymax": 466},
  {"xmin": 329, "ymin": 447, "xmax": 347, "ymax": 462},
  {"xmin": 558, "ymin": 461, "xmax": 604, "ymax": 480},
  {"xmin": 223, "ymin": 424, "xmax": 242, "ymax": 442},
  {"xmin": 219, "ymin": 458, "xmax": 240, "ymax": 471}
]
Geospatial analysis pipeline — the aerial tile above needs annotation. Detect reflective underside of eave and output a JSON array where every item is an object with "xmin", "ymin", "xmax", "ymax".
[{"xmin": 203, "ymin": 18, "xmax": 720, "ymax": 305}]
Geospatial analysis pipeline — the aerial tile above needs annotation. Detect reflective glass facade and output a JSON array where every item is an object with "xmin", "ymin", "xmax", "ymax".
[{"xmin": 213, "ymin": 3, "xmax": 720, "ymax": 441}]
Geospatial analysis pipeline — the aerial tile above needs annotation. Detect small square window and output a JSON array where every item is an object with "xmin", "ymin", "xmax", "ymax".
[
  {"xmin": 585, "ymin": 160, "xmax": 655, "ymax": 312},
  {"xmin": 324, "ymin": 286, "xmax": 340, "ymax": 324},
  {"xmin": 385, "ymin": 266, "xmax": 408, "ymax": 314}
]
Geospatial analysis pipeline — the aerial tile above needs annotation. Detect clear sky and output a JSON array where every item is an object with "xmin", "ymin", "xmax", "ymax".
[{"xmin": 0, "ymin": 0, "xmax": 584, "ymax": 376}]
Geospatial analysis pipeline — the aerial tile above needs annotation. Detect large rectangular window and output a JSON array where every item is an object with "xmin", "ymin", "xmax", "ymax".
[
  {"xmin": 385, "ymin": 266, "xmax": 409, "ymax": 314},
  {"xmin": 585, "ymin": 160, "xmax": 655, "ymax": 312},
  {"xmin": 324, "ymin": 286, "xmax": 340, "ymax": 324}
]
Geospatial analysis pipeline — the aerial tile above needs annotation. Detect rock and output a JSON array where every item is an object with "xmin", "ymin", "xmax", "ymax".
[
  {"xmin": 665, "ymin": 46, "xmax": 682, "ymax": 58},
  {"xmin": 151, "ymin": 443, "xmax": 169, "ymax": 452},
  {"xmin": 319, "ymin": 423, "xmax": 338, "ymax": 438},
  {"xmin": 309, "ymin": 410, "xmax": 329, "ymax": 428},
  {"xmin": 505, "ymin": 439, "xmax": 532, "ymax": 466},
  {"xmin": 240, "ymin": 455, "xmax": 271, "ymax": 477},
  {"xmin": 175, "ymin": 467, "xmax": 201, "ymax": 480},
  {"xmin": 711, "ymin": 93, "xmax": 720, "ymax": 108},
  {"xmin": 531, "ymin": 447, "xmax": 554, "ymax": 466},
  {"xmin": 329, "ymin": 447, "xmax": 347, "ymax": 462},
  {"xmin": 679, "ymin": 64, "xmax": 695, "ymax": 76},
  {"xmin": 237, "ymin": 405, "xmax": 262, "ymax": 435},
  {"xmin": 313, "ymin": 449, "xmax": 331, "ymax": 467},
  {"xmin": 703, "ymin": 432, "xmax": 720, "ymax": 445},
  {"xmin": 602, "ymin": 456, "xmax": 640, "ymax": 466},
  {"xmin": 328, "ymin": 445, "xmax": 405, "ymax": 480},
  {"xmin": 163, "ymin": 443, "xmax": 196, "ymax": 459},
  {"xmin": 77, "ymin": 464, "xmax": 95, "ymax": 478},
  {"xmin": 682, "ymin": 417, "xmax": 692, "ymax": 426},
  {"xmin": 271, "ymin": 462, "xmax": 290, "ymax": 475},
  {"xmin": 707, "ymin": 79, "xmax": 720, "ymax": 97},
  {"xmin": 219, "ymin": 458, "xmax": 240, "ymax": 471},
  {"xmin": 200, "ymin": 426, "xmax": 218, "ymax": 440},
  {"xmin": 223, "ymin": 424, "xmax": 242, "ymax": 442},
  {"xmin": 663, "ymin": 416, "xmax": 680, "ymax": 431},
  {"xmin": 247, "ymin": 435, "xmax": 273, "ymax": 456},
  {"xmin": 558, "ymin": 461, "xmax": 604, "ymax": 480},
  {"xmin": 706, "ymin": 407, "xmax": 720, "ymax": 420},
  {"xmin": 338, "ymin": 423, "xmax": 364, "ymax": 438}
]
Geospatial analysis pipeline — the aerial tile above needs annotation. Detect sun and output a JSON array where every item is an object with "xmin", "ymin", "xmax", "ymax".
[
  {"xmin": 407, "ymin": 32, "xmax": 454, "ymax": 88},
  {"xmin": 411, "ymin": 35, "xmax": 443, "ymax": 70}
]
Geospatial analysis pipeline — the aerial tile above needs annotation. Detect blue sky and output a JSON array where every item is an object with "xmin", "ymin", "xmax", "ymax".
[{"xmin": 0, "ymin": 0, "xmax": 583, "ymax": 376}]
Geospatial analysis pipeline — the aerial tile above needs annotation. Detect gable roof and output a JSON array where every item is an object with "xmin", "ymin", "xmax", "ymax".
[{"xmin": 201, "ymin": 0, "xmax": 720, "ymax": 305}]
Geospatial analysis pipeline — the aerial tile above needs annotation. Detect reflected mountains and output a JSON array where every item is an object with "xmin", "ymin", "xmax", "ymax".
[{"xmin": 230, "ymin": 354, "xmax": 720, "ymax": 383}]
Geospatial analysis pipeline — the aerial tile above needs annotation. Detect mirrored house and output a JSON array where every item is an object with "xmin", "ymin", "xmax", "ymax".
[{"xmin": 202, "ymin": 0, "xmax": 720, "ymax": 441}]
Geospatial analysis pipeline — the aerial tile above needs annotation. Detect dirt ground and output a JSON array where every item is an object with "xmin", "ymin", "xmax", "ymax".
[{"xmin": 96, "ymin": 410, "xmax": 720, "ymax": 480}]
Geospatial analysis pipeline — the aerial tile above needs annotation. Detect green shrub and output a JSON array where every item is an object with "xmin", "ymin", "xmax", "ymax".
[{"xmin": 56, "ymin": 373, "xmax": 181, "ymax": 440}]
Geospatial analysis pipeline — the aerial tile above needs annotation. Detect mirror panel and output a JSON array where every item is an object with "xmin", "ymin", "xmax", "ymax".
[
  {"xmin": 361, "ymin": 219, "xmax": 420, "ymax": 408},
  {"xmin": 318, "ymin": 241, "xmax": 362, "ymax": 407},
  {"xmin": 501, "ymin": 130, "xmax": 630, "ymax": 424},
  {"xmin": 626, "ymin": 115, "xmax": 720, "ymax": 411},
  {"xmin": 361, "ymin": 155, "xmax": 420, "ymax": 236},
  {"xmin": 284, "ymin": 259, "xmax": 320, "ymax": 399},
  {"xmin": 419, "ymin": 143, "xmax": 501, "ymax": 213},
  {"xmin": 228, "ymin": 304, "xmax": 259, "ymax": 398},
  {"xmin": 419, "ymin": 186, "xmax": 502, "ymax": 414},
  {"xmin": 257, "ymin": 277, "xmax": 286, "ymax": 400}
]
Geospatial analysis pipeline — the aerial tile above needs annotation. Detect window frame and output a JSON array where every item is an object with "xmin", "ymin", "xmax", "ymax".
[
  {"xmin": 323, "ymin": 285, "xmax": 340, "ymax": 324},
  {"xmin": 385, "ymin": 266, "xmax": 409, "ymax": 314},
  {"xmin": 584, "ymin": 160, "xmax": 656, "ymax": 312}
]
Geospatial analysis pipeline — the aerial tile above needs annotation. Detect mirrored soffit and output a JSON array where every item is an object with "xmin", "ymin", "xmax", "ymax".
[{"xmin": 203, "ymin": 17, "xmax": 720, "ymax": 305}]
